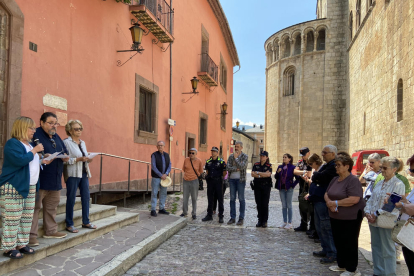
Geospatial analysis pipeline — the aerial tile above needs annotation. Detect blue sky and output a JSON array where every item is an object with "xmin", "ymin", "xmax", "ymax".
[{"xmin": 220, "ymin": 0, "xmax": 317, "ymax": 127}]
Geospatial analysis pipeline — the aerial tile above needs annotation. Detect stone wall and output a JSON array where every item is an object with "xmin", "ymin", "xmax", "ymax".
[{"xmin": 348, "ymin": 0, "xmax": 414, "ymax": 161}]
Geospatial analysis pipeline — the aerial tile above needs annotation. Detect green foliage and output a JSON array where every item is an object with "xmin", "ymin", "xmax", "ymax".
[{"xmin": 115, "ymin": 0, "xmax": 134, "ymax": 4}]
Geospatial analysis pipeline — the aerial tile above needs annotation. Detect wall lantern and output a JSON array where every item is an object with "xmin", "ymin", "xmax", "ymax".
[
  {"xmin": 182, "ymin": 77, "xmax": 200, "ymax": 94},
  {"xmin": 217, "ymin": 102, "xmax": 228, "ymax": 115},
  {"xmin": 236, "ymin": 121, "xmax": 240, "ymax": 128},
  {"xmin": 116, "ymin": 23, "xmax": 145, "ymax": 67}
]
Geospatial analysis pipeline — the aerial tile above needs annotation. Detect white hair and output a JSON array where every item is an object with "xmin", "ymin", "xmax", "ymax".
[
  {"xmin": 323, "ymin": 145, "xmax": 338, "ymax": 155},
  {"xmin": 157, "ymin": 141, "xmax": 165, "ymax": 146},
  {"xmin": 235, "ymin": 141, "xmax": 243, "ymax": 147},
  {"xmin": 381, "ymin": 156, "xmax": 400, "ymax": 170},
  {"xmin": 368, "ymin": 153, "xmax": 381, "ymax": 161}
]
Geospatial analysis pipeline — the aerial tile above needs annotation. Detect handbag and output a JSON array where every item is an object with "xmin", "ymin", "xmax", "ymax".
[
  {"xmin": 190, "ymin": 158, "xmax": 203, "ymax": 190},
  {"xmin": 376, "ymin": 209, "xmax": 399, "ymax": 229},
  {"xmin": 250, "ymin": 180, "xmax": 255, "ymax": 190},
  {"xmin": 391, "ymin": 215, "xmax": 406, "ymax": 245},
  {"xmin": 397, "ymin": 218, "xmax": 414, "ymax": 251}
]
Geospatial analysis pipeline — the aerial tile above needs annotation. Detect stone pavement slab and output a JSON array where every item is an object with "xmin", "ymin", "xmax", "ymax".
[{"xmin": 4, "ymin": 212, "xmax": 183, "ymax": 276}]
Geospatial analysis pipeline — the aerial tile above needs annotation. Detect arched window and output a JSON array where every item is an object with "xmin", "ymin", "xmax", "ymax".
[
  {"xmin": 283, "ymin": 66, "xmax": 296, "ymax": 96},
  {"xmin": 317, "ymin": 29, "xmax": 326, "ymax": 50},
  {"xmin": 356, "ymin": 0, "xmax": 361, "ymax": 28},
  {"xmin": 349, "ymin": 11, "xmax": 353, "ymax": 39},
  {"xmin": 283, "ymin": 37, "xmax": 291, "ymax": 58},
  {"xmin": 367, "ymin": 0, "xmax": 373, "ymax": 12},
  {"xmin": 266, "ymin": 44, "xmax": 272, "ymax": 66},
  {"xmin": 397, "ymin": 79, "xmax": 403, "ymax": 122},
  {"xmin": 306, "ymin": 31, "xmax": 314, "ymax": 52},
  {"xmin": 274, "ymin": 41, "xmax": 280, "ymax": 61},
  {"xmin": 294, "ymin": 34, "xmax": 301, "ymax": 55}
]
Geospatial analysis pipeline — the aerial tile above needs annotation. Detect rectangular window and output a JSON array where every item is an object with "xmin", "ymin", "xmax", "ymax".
[
  {"xmin": 220, "ymin": 113, "xmax": 226, "ymax": 130},
  {"xmin": 200, "ymin": 118, "xmax": 207, "ymax": 144},
  {"xmin": 139, "ymin": 88, "xmax": 154, "ymax": 132},
  {"xmin": 220, "ymin": 58, "xmax": 227, "ymax": 91}
]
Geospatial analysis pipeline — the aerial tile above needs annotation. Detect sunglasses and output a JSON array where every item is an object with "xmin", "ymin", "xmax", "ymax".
[
  {"xmin": 50, "ymin": 138, "xmax": 56, "ymax": 149},
  {"xmin": 379, "ymin": 166, "xmax": 388, "ymax": 171},
  {"xmin": 73, "ymin": 128, "xmax": 83, "ymax": 132},
  {"xmin": 189, "ymin": 152, "xmax": 196, "ymax": 155},
  {"xmin": 408, "ymin": 168, "xmax": 414, "ymax": 173}
]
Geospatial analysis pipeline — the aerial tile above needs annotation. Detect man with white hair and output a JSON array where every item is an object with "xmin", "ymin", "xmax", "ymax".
[
  {"xmin": 308, "ymin": 145, "xmax": 338, "ymax": 264},
  {"xmin": 180, "ymin": 148, "xmax": 203, "ymax": 220},
  {"xmin": 226, "ymin": 141, "xmax": 248, "ymax": 225}
]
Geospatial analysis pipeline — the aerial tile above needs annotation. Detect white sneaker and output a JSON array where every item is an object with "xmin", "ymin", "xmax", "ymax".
[
  {"xmin": 340, "ymin": 270, "xmax": 361, "ymax": 276},
  {"xmin": 329, "ymin": 266, "xmax": 346, "ymax": 272},
  {"xmin": 284, "ymin": 223, "xmax": 293, "ymax": 229},
  {"xmin": 278, "ymin": 223, "xmax": 287, "ymax": 228}
]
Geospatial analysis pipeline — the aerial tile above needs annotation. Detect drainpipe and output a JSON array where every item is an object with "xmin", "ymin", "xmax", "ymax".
[{"xmin": 169, "ymin": 0, "xmax": 173, "ymax": 158}]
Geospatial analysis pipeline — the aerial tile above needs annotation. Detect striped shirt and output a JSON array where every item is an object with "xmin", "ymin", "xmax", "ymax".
[{"xmin": 364, "ymin": 175, "xmax": 405, "ymax": 227}]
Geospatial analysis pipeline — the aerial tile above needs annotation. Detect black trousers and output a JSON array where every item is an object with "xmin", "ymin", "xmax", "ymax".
[
  {"xmin": 298, "ymin": 182, "xmax": 310, "ymax": 228},
  {"xmin": 330, "ymin": 211, "xmax": 363, "ymax": 272},
  {"xmin": 207, "ymin": 178, "xmax": 224, "ymax": 217},
  {"xmin": 254, "ymin": 183, "xmax": 271, "ymax": 223},
  {"xmin": 213, "ymin": 184, "xmax": 226, "ymax": 212},
  {"xmin": 403, "ymin": 246, "xmax": 414, "ymax": 276},
  {"xmin": 309, "ymin": 203, "xmax": 316, "ymax": 231}
]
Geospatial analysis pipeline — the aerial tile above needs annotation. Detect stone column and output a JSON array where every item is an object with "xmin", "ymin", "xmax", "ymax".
[
  {"xmin": 301, "ymin": 34, "xmax": 306, "ymax": 53},
  {"xmin": 290, "ymin": 38, "xmax": 294, "ymax": 57},
  {"xmin": 314, "ymin": 31, "xmax": 319, "ymax": 51}
]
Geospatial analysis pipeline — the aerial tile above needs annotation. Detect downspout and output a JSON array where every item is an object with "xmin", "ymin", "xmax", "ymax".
[{"xmin": 169, "ymin": 0, "xmax": 173, "ymax": 158}]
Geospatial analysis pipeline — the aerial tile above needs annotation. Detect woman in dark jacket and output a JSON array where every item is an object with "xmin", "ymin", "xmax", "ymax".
[{"xmin": 275, "ymin": 153, "xmax": 296, "ymax": 229}]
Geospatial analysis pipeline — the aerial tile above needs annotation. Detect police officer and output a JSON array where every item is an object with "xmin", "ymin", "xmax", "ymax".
[
  {"xmin": 202, "ymin": 147, "xmax": 227, "ymax": 223},
  {"xmin": 251, "ymin": 151, "xmax": 273, "ymax": 228}
]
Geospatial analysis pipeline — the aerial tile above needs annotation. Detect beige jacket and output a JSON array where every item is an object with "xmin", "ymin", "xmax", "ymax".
[{"xmin": 63, "ymin": 137, "xmax": 92, "ymax": 182}]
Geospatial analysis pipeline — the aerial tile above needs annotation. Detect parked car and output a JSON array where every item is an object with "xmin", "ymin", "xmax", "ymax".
[{"xmin": 351, "ymin": 149, "xmax": 389, "ymax": 177}]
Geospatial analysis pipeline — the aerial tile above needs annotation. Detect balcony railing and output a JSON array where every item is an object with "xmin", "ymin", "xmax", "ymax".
[
  {"xmin": 129, "ymin": 0, "xmax": 174, "ymax": 43},
  {"xmin": 198, "ymin": 53, "xmax": 218, "ymax": 86}
]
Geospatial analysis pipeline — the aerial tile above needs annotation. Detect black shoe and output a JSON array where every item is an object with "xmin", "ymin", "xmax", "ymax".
[
  {"xmin": 202, "ymin": 216, "xmax": 213, "ymax": 222},
  {"xmin": 158, "ymin": 209, "xmax": 170, "ymax": 215},
  {"xmin": 320, "ymin": 256, "xmax": 336, "ymax": 264},
  {"xmin": 256, "ymin": 221, "xmax": 263, "ymax": 227},
  {"xmin": 262, "ymin": 222, "xmax": 268, "ymax": 228},
  {"xmin": 236, "ymin": 219, "xmax": 244, "ymax": 226},
  {"xmin": 306, "ymin": 229, "xmax": 314, "ymax": 235},
  {"xmin": 192, "ymin": 215, "xmax": 197, "ymax": 220},
  {"xmin": 150, "ymin": 210, "xmax": 157, "ymax": 217},
  {"xmin": 313, "ymin": 251, "xmax": 327, "ymax": 257},
  {"xmin": 314, "ymin": 239, "xmax": 321, "ymax": 243},
  {"xmin": 308, "ymin": 233, "xmax": 319, "ymax": 239},
  {"xmin": 218, "ymin": 217, "xmax": 224, "ymax": 223},
  {"xmin": 227, "ymin": 218, "xmax": 236, "ymax": 225},
  {"xmin": 294, "ymin": 226, "xmax": 307, "ymax": 232},
  {"xmin": 179, "ymin": 213, "xmax": 187, "ymax": 217}
]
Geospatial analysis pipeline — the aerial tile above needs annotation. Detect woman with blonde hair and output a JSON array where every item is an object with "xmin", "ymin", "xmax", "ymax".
[
  {"xmin": 0, "ymin": 117, "xmax": 50, "ymax": 259},
  {"xmin": 63, "ymin": 120, "xmax": 96, "ymax": 233}
]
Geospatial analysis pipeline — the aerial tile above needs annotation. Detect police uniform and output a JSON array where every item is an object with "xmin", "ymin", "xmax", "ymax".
[
  {"xmin": 252, "ymin": 154, "xmax": 273, "ymax": 227},
  {"xmin": 296, "ymin": 147, "xmax": 313, "ymax": 231},
  {"xmin": 204, "ymin": 150, "xmax": 226, "ymax": 219}
]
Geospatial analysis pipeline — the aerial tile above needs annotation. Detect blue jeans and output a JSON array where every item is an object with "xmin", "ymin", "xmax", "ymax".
[
  {"xmin": 279, "ymin": 188, "xmax": 294, "ymax": 223},
  {"xmin": 65, "ymin": 173, "xmax": 90, "ymax": 227},
  {"xmin": 369, "ymin": 225, "xmax": 396, "ymax": 276},
  {"xmin": 314, "ymin": 201, "xmax": 337, "ymax": 258},
  {"xmin": 151, "ymin": 177, "xmax": 167, "ymax": 211},
  {"xmin": 229, "ymin": 179, "xmax": 245, "ymax": 219}
]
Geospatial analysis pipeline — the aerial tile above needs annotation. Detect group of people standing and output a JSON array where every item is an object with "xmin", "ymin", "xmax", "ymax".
[{"xmin": 0, "ymin": 113, "xmax": 96, "ymax": 259}]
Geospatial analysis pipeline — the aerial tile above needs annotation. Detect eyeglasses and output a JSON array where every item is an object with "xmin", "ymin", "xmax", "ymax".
[
  {"xmin": 157, "ymin": 145, "xmax": 164, "ymax": 147},
  {"xmin": 189, "ymin": 152, "xmax": 195, "ymax": 155},
  {"xmin": 50, "ymin": 138, "xmax": 56, "ymax": 149},
  {"xmin": 321, "ymin": 151, "xmax": 332, "ymax": 155},
  {"xmin": 379, "ymin": 166, "xmax": 388, "ymax": 171},
  {"xmin": 28, "ymin": 127, "xmax": 36, "ymax": 131},
  {"xmin": 46, "ymin": 121, "xmax": 60, "ymax": 127},
  {"xmin": 408, "ymin": 168, "xmax": 414, "ymax": 173},
  {"xmin": 73, "ymin": 128, "xmax": 83, "ymax": 132},
  {"xmin": 335, "ymin": 163, "xmax": 342, "ymax": 168}
]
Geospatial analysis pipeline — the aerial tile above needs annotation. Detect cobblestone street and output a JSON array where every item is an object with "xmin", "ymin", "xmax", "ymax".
[{"xmin": 123, "ymin": 172, "xmax": 408, "ymax": 276}]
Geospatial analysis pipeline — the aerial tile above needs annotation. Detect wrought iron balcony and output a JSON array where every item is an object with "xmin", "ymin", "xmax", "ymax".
[
  {"xmin": 129, "ymin": 0, "xmax": 174, "ymax": 43},
  {"xmin": 198, "ymin": 53, "xmax": 218, "ymax": 87}
]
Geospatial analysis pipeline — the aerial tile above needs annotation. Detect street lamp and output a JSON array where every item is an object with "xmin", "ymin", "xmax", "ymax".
[
  {"xmin": 117, "ymin": 23, "xmax": 145, "ymax": 53},
  {"xmin": 236, "ymin": 121, "xmax": 240, "ymax": 129},
  {"xmin": 183, "ymin": 77, "xmax": 200, "ymax": 94},
  {"xmin": 222, "ymin": 102, "xmax": 228, "ymax": 114}
]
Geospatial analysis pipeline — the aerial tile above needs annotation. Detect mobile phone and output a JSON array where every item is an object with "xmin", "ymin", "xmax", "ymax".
[{"xmin": 382, "ymin": 193, "xmax": 402, "ymax": 212}]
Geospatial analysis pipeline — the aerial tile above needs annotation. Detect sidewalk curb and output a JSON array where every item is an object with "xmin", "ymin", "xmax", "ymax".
[{"xmin": 88, "ymin": 217, "xmax": 187, "ymax": 276}]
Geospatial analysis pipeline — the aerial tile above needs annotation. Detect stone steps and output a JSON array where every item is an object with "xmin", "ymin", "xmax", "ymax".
[{"xmin": 0, "ymin": 211, "xmax": 139, "ymax": 275}]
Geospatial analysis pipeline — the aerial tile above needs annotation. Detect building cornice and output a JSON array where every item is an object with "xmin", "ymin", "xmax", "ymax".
[
  {"xmin": 232, "ymin": 128, "xmax": 255, "ymax": 141},
  {"xmin": 208, "ymin": 0, "xmax": 240, "ymax": 67}
]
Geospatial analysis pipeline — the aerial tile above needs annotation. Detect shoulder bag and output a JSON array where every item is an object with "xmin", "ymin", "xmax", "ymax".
[
  {"xmin": 391, "ymin": 214, "xmax": 406, "ymax": 245},
  {"xmin": 376, "ymin": 179, "xmax": 399, "ymax": 229},
  {"xmin": 396, "ymin": 218, "xmax": 414, "ymax": 251},
  {"xmin": 190, "ymin": 158, "xmax": 204, "ymax": 190}
]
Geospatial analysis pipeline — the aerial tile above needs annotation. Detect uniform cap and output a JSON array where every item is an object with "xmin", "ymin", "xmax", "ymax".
[
  {"xmin": 211, "ymin": 146, "xmax": 219, "ymax": 152},
  {"xmin": 299, "ymin": 147, "xmax": 310, "ymax": 156},
  {"xmin": 260, "ymin": 151, "xmax": 269, "ymax": 157}
]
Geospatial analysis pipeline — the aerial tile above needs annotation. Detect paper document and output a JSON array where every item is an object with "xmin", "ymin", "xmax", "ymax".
[
  {"xmin": 54, "ymin": 154, "xmax": 69, "ymax": 159},
  {"xmin": 43, "ymin": 152, "xmax": 62, "ymax": 161},
  {"xmin": 87, "ymin": 153, "xmax": 100, "ymax": 159}
]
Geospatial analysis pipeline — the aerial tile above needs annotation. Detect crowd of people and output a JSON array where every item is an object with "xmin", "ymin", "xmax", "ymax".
[
  {"xmin": 1, "ymin": 114, "xmax": 413, "ymax": 276},
  {"xmin": 0, "ymin": 113, "xmax": 97, "ymax": 259}
]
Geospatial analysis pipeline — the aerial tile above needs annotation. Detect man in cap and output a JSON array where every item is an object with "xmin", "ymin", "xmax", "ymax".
[
  {"xmin": 293, "ymin": 147, "xmax": 313, "ymax": 232},
  {"xmin": 180, "ymin": 148, "xmax": 203, "ymax": 220},
  {"xmin": 202, "ymin": 147, "xmax": 227, "ymax": 223},
  {"xmin": 150, "ymin": 141, "xmax": 171, "ymax": 217}
]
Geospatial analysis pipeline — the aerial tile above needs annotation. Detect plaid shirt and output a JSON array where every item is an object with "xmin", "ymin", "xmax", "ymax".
[{"xmin": 226, "ymin": 152, "xmax": 249, "ymax": 183}]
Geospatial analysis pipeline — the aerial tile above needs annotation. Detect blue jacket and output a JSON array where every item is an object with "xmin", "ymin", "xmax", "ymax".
[
  {"xmin": 31, "ymin": 127, "xmax": 68, "ymax": 191},
  {"xmin": 274, "ymin": 163, "xmax": 297, "ymax": 190},
  {"xmin": 0, "ymin": 138, "xmax": 37, "ymax": 198}
]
